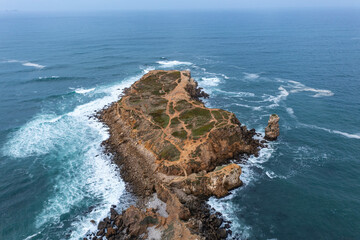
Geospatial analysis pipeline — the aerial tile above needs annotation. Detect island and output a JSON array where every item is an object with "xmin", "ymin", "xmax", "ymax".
[{"xmin": 88, "ymin": 70, "xmax": 267, "ymax": 240}]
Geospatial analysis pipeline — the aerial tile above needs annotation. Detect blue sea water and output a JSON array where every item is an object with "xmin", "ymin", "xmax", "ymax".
[{"xmin": 0, "ymin": 10, "xmax": 360, "ymax": 240}]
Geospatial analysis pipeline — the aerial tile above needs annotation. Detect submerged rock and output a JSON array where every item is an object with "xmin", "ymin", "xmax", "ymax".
[
  {"xmin": 95, "ymin": 70, "xmax": 263, "ymax": 240},
  {"xmin": 265, "ymin": 114, "xmax": 280, "ymax": 140}
]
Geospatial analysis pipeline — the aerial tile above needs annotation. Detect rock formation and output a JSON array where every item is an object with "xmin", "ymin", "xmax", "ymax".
[
  {"xmin": 265, "ymin": 114, "xmax": 280, "ymax": 141},
  {"xmin": 89, "ymin": 70, "xmax": 262, "ymax": 240}
]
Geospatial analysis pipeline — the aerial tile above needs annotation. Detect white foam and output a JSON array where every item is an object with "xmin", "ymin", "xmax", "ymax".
[
  {"xmin": 216, "ymin": 89, "xmax": 255, "ymax": 98},
  {"xmin": 288, "ymin": 80, "xmax": 333, "ymax": 97},
  {"xmin": 23, "ymin": 62, "xmax": 45, "ymax": 69},
  {"xmin": 156, "ymin": 60, "xmax": 192, "ymax": 68},
  {"xmin": 262, "ymin": 80, "xmax": 333, "ymax": 109},
  {"xmin": 301, "ymin": 123, "xmax": 360, "ymax": 140},
  {"xmin": 265, "ymin": 170, "xmax": 287, "ymax": 179},
  {"xmin": 4, "ymin": 59, "xmax": 19, "ymax": 63},
  {"xmin": 290, "ymin": 87, "xmax": 334, "ymax": 97},
  {"xmin": 247, "ymin": 144, "xmax": 274, "ymax": 167},
  {"xmin": 244, "ymin": 72, "xmax": 260, "ymax": 80},
  {"xmin": 332, "ymin": 131, "xmax": 360, "ymax": 139},
  {"xmin": 68, "ymin": 149, "xmax": 126, "ymax": 239},
  {"xmin": 141, "ymin": 66, "xmax": 155, "ymax": 74},
  {"xmin": 3, "ymin": 59, "xmax": 45, "ymax": 69},
  {"xmin": 286, "ymin": 107, "xmax": 294, "ymax": 115},
  {"xmin": 75, "ymin": 88, "xmax": 95, "ymax": 94},
  {"xmin": 208, "ymin": 133, "xmax": 275, "ymax": 239},
  {"xmin": 3, "ymin": 70, "xmax": 150, "ymax": 239},
  {"xmin": 200, "ymin": 77, "xmax": 221, "ymax": 87},
  {"xmin": 39, "ymin": 76, "xmax": 59, "ymax": 80},
  {"xmin": 263, "ymin": 86, "xmax": 289, "ymax": 107},
  {"xmin": 2, "ymin": 114, "xmax": 67, "ymax": 158},
  {"xmin": 286, "ymin": 107, "xmax": 296, "ymax": 118},
  {"xmin": 221, "ymin": 73, "xmax": 230, "ymax": 79},
  {"xmin": 24, "ymin": 232, "xmax": 41, "ymax": 240},
  {"xmin": 208, "ymin": 195, "xmax": 252, "ymax": 239},
  {"xmin": 232, "ymin": 103, "xmax": 262, "ymax": 111},
  {"xmin": 265, "ymin": 171, "xmax": 276, "ymax": 179}
]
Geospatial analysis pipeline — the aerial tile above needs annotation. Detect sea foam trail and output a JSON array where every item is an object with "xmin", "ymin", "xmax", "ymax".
[
  {"xmin": 6, "ymin": 70, "xmax": 152, "ymax": 240},
  {"xmin": 262, "ymin": 79, "xmax": 333, "ymax": 108},
  {"xmin": 156, "ymin": 60, "xmax": 192, "ymax": 68},
  {"xmin": 263, "ymin": 86, "xmax": 289, "ymax": 108},
  {"xmin": 3, "ymin": 60, "xmax": 45, "ymax": 69},
  {"xmin": 216, "ymin": 89, "xmax": 255, "ymax": 98},
  {"xmin": 301, "ymin": 123, "xmax": 360, "ymax": 140},
  {"xmin": 288, "ymin": 80, "xmax": 334, "ymax": 97}
]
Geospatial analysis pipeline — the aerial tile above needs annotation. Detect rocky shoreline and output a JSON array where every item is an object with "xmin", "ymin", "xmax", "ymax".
[{"xmin": 86, "ymin": 70, "xmax": 277, "ymax": 240}]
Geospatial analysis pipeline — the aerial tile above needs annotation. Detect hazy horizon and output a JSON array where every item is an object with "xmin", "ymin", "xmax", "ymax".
[{"xmin": 1, "ymin": 0, "xmax": 360, "ymax": 12}]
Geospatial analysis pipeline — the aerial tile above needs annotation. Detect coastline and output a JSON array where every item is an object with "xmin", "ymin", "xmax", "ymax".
[{"xmin": 88, "ymin": 70, "xmax": 264, "ymax": 239}]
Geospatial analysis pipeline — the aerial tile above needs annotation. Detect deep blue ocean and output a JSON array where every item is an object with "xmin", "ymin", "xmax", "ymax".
[{"xmin": 0, "ymin": 10, "xmax": 359, "ymax": 240}]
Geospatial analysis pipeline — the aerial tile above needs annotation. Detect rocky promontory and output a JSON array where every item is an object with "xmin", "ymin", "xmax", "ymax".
[{"xmin": 91, "ymin": 70, "xmax": 263, "ymax": 239}]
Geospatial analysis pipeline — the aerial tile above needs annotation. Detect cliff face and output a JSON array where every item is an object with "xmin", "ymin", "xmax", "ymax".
[{"xmin": 96, "ymin": 70, "xmax": 262, "ymax": 240}]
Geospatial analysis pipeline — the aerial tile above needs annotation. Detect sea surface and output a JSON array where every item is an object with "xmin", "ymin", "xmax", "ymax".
[{"xmin": 0, "ymin": 10, "xmax": 359, "ymax": 240}]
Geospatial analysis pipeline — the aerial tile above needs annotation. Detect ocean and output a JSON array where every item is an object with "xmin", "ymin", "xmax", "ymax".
[{"xmin": 0, "ymin": 10, "xmax": 359, "ymax": 240}]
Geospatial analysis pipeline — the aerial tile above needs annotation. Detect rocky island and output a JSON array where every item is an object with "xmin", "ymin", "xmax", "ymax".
[{"xmin": 89, "ymin": 70, "xmax": 267, "ymax": 240}]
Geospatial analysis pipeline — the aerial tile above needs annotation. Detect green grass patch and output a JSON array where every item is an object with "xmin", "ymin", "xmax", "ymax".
[
  {"xmin": 174, "ymin": 100, "xmax": 193, "ymax": 112},
  {"xmin": 170, "ymin": 117, "xmax": 180, "ymax": 127},
  {"xmin": 192, "ymin": 121, "xmax": 215, "ymax": 137},
  {"xmin": 158, "ymin": 142, "xmax": 180, "ymax": 161},
  {"xmin": 212, "ymin": 110, "xmax": 223, "ymax": 122},
  {"xmin": 167, "ymin": 71, "xmax": 181, "ymax": 79},
  {"xmin": 179, "ymin": 108, "xmax": 212, "ymax": 126},
  {"xmin": 172, "ymin": 130, "xmax": 187, "ymax": 139},
  {"xmin": 149, "ymin": 110, "xmax": 169, "ymax": 128},
  {"xmin": 220, "ymin": 109, "xmax": 230, "ymax": 120}
]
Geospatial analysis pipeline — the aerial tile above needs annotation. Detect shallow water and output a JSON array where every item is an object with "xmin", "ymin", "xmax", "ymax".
[{"xmin": 0, "ymin": 10, "xmax": 359, "ymax": 240}]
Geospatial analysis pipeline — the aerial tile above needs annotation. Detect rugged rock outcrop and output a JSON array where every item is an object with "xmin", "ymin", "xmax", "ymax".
[
  {"xmin": 265, "ymin": 114, "xmax": 280, "ymax": 141},
  {"xmin": 91, "ymin": 70, "xmax": 262, "ymax": 240}
]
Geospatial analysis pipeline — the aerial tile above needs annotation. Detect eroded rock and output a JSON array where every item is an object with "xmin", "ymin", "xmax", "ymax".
[{"xmin": 265, "ymin": 114, "xmax": 280, "ymax": 140}]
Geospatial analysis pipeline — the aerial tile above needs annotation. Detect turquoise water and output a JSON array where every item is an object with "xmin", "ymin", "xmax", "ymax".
[{"xmin": 0, "ymin": 10, "xmax": 359, "ymax": 240}]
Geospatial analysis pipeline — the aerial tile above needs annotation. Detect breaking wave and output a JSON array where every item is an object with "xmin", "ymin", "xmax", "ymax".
[
  {"xmin": 74, "ymin": 88, "xmax": 96, "ymax": 94},
  {"xmin": 200, "ymin": 77, "xmax": 221, "ymax": 87},
  {"xmin": 156, "ymin": 60, "xmax": 192, "ymax": 68},
  {"xmin": 4, "ymin": 69, "xmax": 152, "ymax": 239}
]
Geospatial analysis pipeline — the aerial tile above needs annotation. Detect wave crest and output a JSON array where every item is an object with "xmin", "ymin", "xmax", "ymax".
[{"xmin": 156, "ymin": 60, "xmax": 192, "ymax": 68}]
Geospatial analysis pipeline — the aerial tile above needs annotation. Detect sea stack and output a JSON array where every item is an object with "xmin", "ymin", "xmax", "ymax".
[
  {"xmin": 265, "ymin": 114, "xmax": 280, "ymax": 141},
  {"xmin": 93, "ymin": 70, "xmax": 262, "ymax": 240}
]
